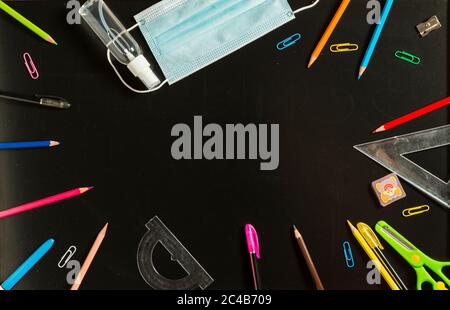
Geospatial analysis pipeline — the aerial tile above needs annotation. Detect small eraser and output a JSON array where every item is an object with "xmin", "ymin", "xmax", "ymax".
[{"xmin": 371, "ymin": 173, "xmax": 406, "ymax": 207}]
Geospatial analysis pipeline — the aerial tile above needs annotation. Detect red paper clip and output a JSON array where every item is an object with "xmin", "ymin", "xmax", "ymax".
[{"xmin": 23, "ymin": 52, "xmax": 39, "ymax": 80}]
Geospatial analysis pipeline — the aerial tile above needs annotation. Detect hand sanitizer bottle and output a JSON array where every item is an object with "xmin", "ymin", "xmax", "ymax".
[{"xmin": 79, "ymin": 0, "xmax": 161, "ymax": 90}]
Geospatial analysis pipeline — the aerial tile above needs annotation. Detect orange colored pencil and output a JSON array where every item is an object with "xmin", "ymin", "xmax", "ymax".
[
  {"xmin": 70, "ymin": 223, "xmax": 108, "ymax": 290},
  {"xmin": 308, "ymin": 0, "xmax": 351, "ymax": 68}
]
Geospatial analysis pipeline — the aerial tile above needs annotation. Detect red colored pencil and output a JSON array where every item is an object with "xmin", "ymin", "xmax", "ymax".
[
  {"xmin": 0, "ymin": 187, "xmax": 93, "ymax": 219},
  {"xmin": 374, "ymin": 96, "xmax": 450, "ymax": 133}
]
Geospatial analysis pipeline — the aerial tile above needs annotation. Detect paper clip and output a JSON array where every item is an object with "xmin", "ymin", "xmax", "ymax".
[
  {"xmin": 395, "ymin": 51, "xmax": 421, "ymax": 65},
  {"xmin": 330, "ymin": 43, "xmax": 358, "ymax": 53},
  {"xmin": 343, "ymin": 241, "xmax": 355, "ymax": 268},
  {"xmin": 23, "ymin": 52, "xmax": 39, "ymax": 80},
  {"xmin": 277, "ymin": 33, "xmax": 301, "ymax": 51},
  {"xmin": 58, "ymin": 245, "xmax": 77, "ymax": 268},
  {"xmin": 402, "ymin": 205, "xmax": 430, "ymax": 218}
]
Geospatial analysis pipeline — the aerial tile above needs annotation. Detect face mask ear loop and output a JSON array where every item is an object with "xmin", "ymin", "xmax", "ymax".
[
  {"xmin": 293, "ymin": 0, "xmax": 320, "ymax": 14},
  {"xmin": 106, "ymin": 22, "xmax": 168, "ymax": 94}
]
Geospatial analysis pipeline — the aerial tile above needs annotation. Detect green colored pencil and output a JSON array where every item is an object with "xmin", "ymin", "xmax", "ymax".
[{"xmin": 0, "ymin": 0, "xmax": 57, "ymax": 45}]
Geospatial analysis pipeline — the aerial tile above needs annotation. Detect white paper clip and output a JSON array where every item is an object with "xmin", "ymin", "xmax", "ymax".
[{"xmin": 58, "ymin": 245, "xmax": 77, "ymax": 268}]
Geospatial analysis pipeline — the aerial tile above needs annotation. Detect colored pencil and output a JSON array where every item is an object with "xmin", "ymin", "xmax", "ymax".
[
  {"xmin": 0, "ymin": 0, "xmax": 57, "ymax": 45},
  {"xmin": 293, "ymin": 225, "xmax": 324, "ymax": 290},
  {"xmin": 374, "ymin": 96, "xmax": 450, "ymax": 133},
  {"xmin": 0, "ymin": 187, "xmax": 93, "ymax": 219},
  {"xmin": 0, "ymin": 140, "xmax": 59, "ymax": 150},
  {"xmin": 347, "ymin": 220, "xmax": 400, "ymax": 290},
  {"xmin": 308, "ymin": 0, "xmax": 351, "ymax": 68},
  {"xmin": 71, "ymin": 223, "xmax": 108, "ymax": 290},
  {"xmin": 358, "ymin": 0, "xmax": 394, "ymax": 79},
  {"xmin": 1, "ymin": 239, "xmax": 54, "ymax": 290}
]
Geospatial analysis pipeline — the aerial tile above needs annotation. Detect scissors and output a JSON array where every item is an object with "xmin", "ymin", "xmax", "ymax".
[{"xmin": 375, "ymin": 221, "xmax": 450, "ymax": 290}]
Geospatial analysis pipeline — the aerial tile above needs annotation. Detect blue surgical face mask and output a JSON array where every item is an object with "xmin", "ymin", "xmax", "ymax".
[{"xmin": 134, "ymin": 0, "xmax": 319, "ymax": 84}]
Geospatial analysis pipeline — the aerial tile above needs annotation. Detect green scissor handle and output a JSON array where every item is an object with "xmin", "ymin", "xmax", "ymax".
[
  {"xmin": 415, "ymin": 259, "xmax": 450, "ymax": 290},
  {"xmin": 376, "ymin": 221, "xmax": 450, "ymax": 290}
]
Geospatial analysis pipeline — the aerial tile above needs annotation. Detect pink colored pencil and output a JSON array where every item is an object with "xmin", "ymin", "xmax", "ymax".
[
  {"xmin": 0, "ymin": 187, "xmax": 93, "ymax": 219},
  {"xmin": 71, "ymin": 223, "xmax": 108, "ymax": 290}
]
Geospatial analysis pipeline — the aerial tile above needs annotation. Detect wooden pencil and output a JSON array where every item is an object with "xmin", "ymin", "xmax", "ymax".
[
  {"xmin": 358, "ymin": 0, "xmax": 394, "ymax": 79},
  {"xmin": 71, "ymin": 223, "xmax": 108, "ymax": 290},
  {"xmin": 374, "ymin": 96, "xmax": 450, "ymax": 133},
  {"xmin": 293, "ymin": 225, "xmax": 324, "ymax": 290},
  {"xmin": 308, "ymin": 0, "xmax": 351, "ymax": 68},
  {"xmin": 0, "ymin": 187, "xmax": 92, "ymax": 219},
  {"xmin": 0, "ymin": 0, "xmax": 57, "ymax": 45}
]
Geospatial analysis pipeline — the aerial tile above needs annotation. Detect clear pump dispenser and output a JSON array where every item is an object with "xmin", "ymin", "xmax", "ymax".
[{"xmin": 79, "ymin": 0, "xmax": 161, "ymax": 90}]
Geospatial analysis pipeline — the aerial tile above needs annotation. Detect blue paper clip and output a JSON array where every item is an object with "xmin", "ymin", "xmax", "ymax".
[
  {"xmin": 343, "ymin": 241, "xmax": 355, "ymax": 268},
  {"xmin": 277, "ymin": 33, "xmax": 301, "ymax": 51}
]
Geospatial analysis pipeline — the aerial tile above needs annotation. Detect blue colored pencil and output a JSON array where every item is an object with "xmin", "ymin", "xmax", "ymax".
[
  {"xmin": 0, "ymin": 140, "xmax": 59, "ymax": 150},
  {"xmin": 1, "ymin": 239, "xmax": 54, "ymax": 290},
  {"xmin": 358, "ymin": 0, "xmax": 394, "ymax": 79}
]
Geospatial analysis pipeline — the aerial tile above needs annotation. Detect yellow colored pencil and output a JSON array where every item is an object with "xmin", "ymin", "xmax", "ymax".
[
  {"xmin": 308, "ymin": 0, "xmax": 351, "ymax": 68},
  {"xmin": 347, "ymin": 220, "xmax": 400, "ymax": 290},
  {"xmin": 70, "ymin": 223, "xmax": 108, "ymax": 290},
  {"xmin": 0, "ymin": 0, "xmax": 57, "ymax": 45}
]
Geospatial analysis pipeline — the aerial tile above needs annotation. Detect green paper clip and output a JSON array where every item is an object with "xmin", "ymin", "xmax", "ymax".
[{"xmin": 395, "ymin": 51, "xmax": 421, "ymax": 64}]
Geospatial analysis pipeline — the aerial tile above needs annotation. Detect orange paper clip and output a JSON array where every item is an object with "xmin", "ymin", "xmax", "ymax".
[
  {"xmin": 23, "ymin": 52, "xmax": 39, "ymax": 80},
  {"xmin": 330, "ymin": 43, "xmax": 358, "ymax": 53}
]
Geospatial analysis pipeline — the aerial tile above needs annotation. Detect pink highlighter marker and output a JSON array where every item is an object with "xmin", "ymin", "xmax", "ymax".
[{"xmin": 245, "ymin": 224, "xmax": 261, "ymax": 290}]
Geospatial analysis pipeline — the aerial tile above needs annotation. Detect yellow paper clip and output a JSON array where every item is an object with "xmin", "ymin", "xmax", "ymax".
[
  {"xmin": 402, "ymin": 205, "xmax": 430, "ymax": 218},
  {"xmin": 330, "ymin": 43, "xmax": 359, "ymax": 53}
]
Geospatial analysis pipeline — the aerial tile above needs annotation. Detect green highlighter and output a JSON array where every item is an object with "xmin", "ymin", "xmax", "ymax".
[{"xmin": 376, "ymin": 221, "xmax": 450, "ymax": 290}]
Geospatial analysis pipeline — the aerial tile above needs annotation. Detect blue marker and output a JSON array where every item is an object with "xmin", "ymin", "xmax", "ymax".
[
  {"xmin": 0, "ymin": 140, "xmax": 59, "ymax": 150},
  {"xmin": 1, "ymin": 239, "xmax": 54, "ymax": 290},
  {"xmin": 358, "ymin": 0, "xmax": 394, "ymax": 79}
]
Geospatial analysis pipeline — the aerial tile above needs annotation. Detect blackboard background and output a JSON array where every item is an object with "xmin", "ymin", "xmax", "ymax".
[{"xmin": 0, "ymin": 0, "xmax": 448, "ymax": 290}]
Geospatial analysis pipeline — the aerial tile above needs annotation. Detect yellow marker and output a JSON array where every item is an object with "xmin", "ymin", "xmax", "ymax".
[
  {"xmin": 358, "ymin": 222, "xmax": 408, "ymax": 290},
  {"xmin": 357, "ymin": 223, "xmax": 384, "ymax": 249},
  {"xmin": 347, "ymin": 220, "xmax": 400, "ymax": 290}
]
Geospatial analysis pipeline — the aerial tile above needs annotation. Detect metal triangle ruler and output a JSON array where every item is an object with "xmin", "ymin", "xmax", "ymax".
[{"xmin": 354, "ymin": 125, "xmax": 450, "ymax": 209}]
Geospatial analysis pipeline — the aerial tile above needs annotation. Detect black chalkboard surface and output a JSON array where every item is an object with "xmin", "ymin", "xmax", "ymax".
[{"xmin": 0, "ymin": 0, "xmax": 448, "ymax": 290}]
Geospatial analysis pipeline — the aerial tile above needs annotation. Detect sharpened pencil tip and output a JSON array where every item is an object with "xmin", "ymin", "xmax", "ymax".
[
  {"xmin": 50, "ymin": 141, "xmax": 60, "ymax": 147},
  {"xmin": 373, "ymin": 125, "xmax": 385, "ymax": 133},
  {"xmin": 293, "ymin": 225, "xmax": 301, "ymax": 239},
  {"xmin": 307, "ymin": 57, "xmax": 316, "ymax": 69},
  {"xmin": 358, "ymin": 67, "xmax": 366, "ymax": 80},
  {"xmin": 101, "ymin": 223, "xmax": 109, "ymax": 234},
  {"xmin": 79, "ymin": 186, "xmax": 94, "ymax": 193},
  {"xmin": 346, "ymin": 220, "xmax": 355, "ymax": 230},
  {"xmin": 47, "ymin": 35, "xmax": 57, "ymax": 45}
]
